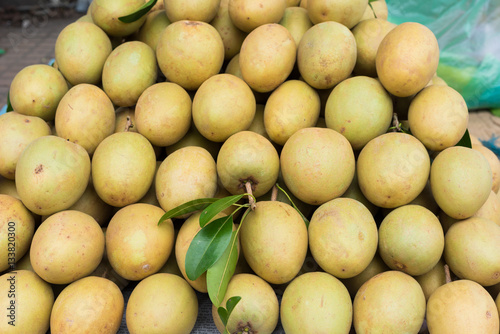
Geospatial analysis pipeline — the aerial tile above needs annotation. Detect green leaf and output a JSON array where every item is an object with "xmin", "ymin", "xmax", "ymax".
[
  {"xmin": 368, "ymin": 2, "xmax": 378, "ymax": 18},
  {"xmin": 185, "ymin": 215, "xmax": 233, "ymax": 281},
  {"xmin": 207, "ymin": 230, "xmax": 239, "ymax": 306},
  {"xmin": 217, "ymin": 307, "xmax": 229, "ymax": 327},
  {"xmin": 455, "ymin": 129, "xmax": 472, "ymax": 149},
  {"xmin": 6, "ymin": 92, "xmax": 13, "ymax": 112},
  {"xmin": 217, "ymin": 296, "xmax": 242, "ymax": 331},
  {"xmin": 200, "ymin": 194, "xmax": 246, "ymax": 227},
  {"xmin": 225, "ymin": 296, "xmax": 241, "ymax": 319},
  {"xmin": 118, "ymin": 0, "xmax": 157, "ymax": 23},
  {"xmin": 275, "ymin": 184, "xmax": 309, "ymax": 228},
  {"xmin": 157, "ymin": 198, "xmax": 218, "ymax": 225}
]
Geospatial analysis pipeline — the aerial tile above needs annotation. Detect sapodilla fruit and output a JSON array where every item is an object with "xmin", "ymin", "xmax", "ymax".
[
  {"xmin": 430, "ymin": 146, "xmax": 492, "ymax": 219},
  {"xmin": 15, "ymin": 136, "xmax": 90, "ymax": 216},
  {"xmin": 281, "ymin": 127, "xmax": 355, "ymax": 205},
  {"xmin": 357, "ymin": 132, "xmax": 430, "ymax": 208},
  {"xmin": 217, "ymin": 131, "xmax": 279, "ymax": 198}
]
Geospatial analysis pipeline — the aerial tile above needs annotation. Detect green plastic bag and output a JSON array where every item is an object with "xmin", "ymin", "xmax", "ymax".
[{"xmin": 386, "ymin": 0, "xmax": 500, "ymax": 110}]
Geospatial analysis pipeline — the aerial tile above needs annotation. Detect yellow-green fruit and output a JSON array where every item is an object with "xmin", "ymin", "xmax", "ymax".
[
  {"xmin": 210, "ymin": 0, "xmax": 247, "ymax": 60},
  {"xmin": 156, "ymin": 146, "xmax": 218, "ymax": 215},
  {"xmin": 473, "ymin": 190, "xmax": 500, "ymax": 226},
  {"xmin": 217, "ymin": 131, "xmax": 279, "ymax": 197},
  {"xmin": 225, "ymin": 52, "xmax": 242, "ymax": 77},
  {"xmin": 352, "ymin": 18, "xmax": 395, "ymax": 77},
  {"xmin": 247, "ymin": 104, "xmax": 269, "ymax": 139},
  {"xmin": 212, "ymin": 273, "xmax": 279, "ymax": 334},
  {"xmin": 240, "ymin": 201, "xmax": 308, "ymax": 284},
  {"xmin": 297, "ymin": 21, "xmax": 356, "ymax": 89},
  {"xmin": 426, "ymin": 280, "xmax": 499, "ymax": 334},
  {"xmin": 92, "ymin": 132, "xmax": 156, "ymax": 207},
  {"xmin": 228, "ymin": 0, "xmax": 286, "ymax": 32},
  {"xmin": 102, "ymin": 41, "xmax": 157, "ymax": 107},
  {"xmin": 164, "ymin": 0, "xmax": 220, "ymax": 22},
  {"xmin": 91, "ymin": 0, "xmax": 147, "ymax": 37},
  {"xmin": 281, "ymin": 127, "xmax": 355, "ymax": 205},
  {"xmin": 0, "ymin": 177, "xmax": 19, "ymax": 200},
  {"xmin": 0, "ymin": 270, "xmax": 54, "ymax": 334},
  {"xmin": 376, "ymin": 22, "xmax": 440, "ymax": 97},
  {"xmin": 55, "ymin": 84, "xmax": 115, "ymax": 155},
  {"xmin": 126, "ymin": 273, "xmax": 198, "ymax": 334},
  {"xmin": 76, "ymin": 13, "xmax": 93, "ymax": 22},
  {"xmin": 0, "ymin": 195, "xmax": 35, "ymax": 271},
  {"xmin": 353, "ymin": 271, "xmax": 426, "ymax": 334},
  {"xmin": 9, "ymin": 64, "xmax": 68, "ymax": 120},
  {"xmin": 15, "ymin": 135, "xmax": 90, "ymax": 216},
  {"xmin": 309, "ymin": 198, "xmax": 378, "ymax": 279},
  {"xmin": 357, "ymin": 132, "xmax": 430, "ymax": 208},
  {"xmin": 473, "ymin": 144, "xmax": 500, "ymax": 193},
  {"xmin": 0, "ymin": 112, "xmax": 51, "ymax": 179},
  {"xmin": 106, "ymin": 203, "xmax": 174, "ymax": 281},
  {"xmin": 430, "ymin": 146, "xmax": 492, "ymax": 219},
  {"xmin": 408, "ymin": 85, "xmax": 468, "ymax": 151},
  {"xmin": 138, "ymin": 161, "xmax": 162, "ymax": 207},
  {"xmin": 165, "ymin": 124, "xmax": 221, "ymax": 160},
  {"xmin": 264, "ymin": 80, "xmax": 320, "ymax": 146},
  {"xmin": 135, "ymin": 82, "xmax": 192, "ymax": 147},
  {"xmin": 30, "ymin": 210, "xmax": 104, "ymax": 284},
  {"xmin": 325, "ymin": 76, "xmax": 393, "ymax": 150},
  {"xmin": 279, "ymin": 6, "xmax": 313, "ymax": 46},
  {"xmin": 193, "ymin": 73, "xmax": 256, "ymax": 142},
  {"xmin": 50, "ymin": 276, "xmax": 124, "ymax": 333},
  {"xmin": 496, "ymin": 293, "xmax": 500, "ymax": 321},
  {"xmin": 65, "ymin": 179, "xmax": 114, "ymax": 227},
  {"xmin": 341, "ymin": 171, "xmax": 379, "ymax": 216},
  {"xmin": 379, "ymin": 205, "xmax": 444, "ymax": 276},
  {"xmin": 239, "ymin": 24, "xmax": 296, "ymax": 93},
  {"xmin": 307, "ymin": 0, "xmax": 367, "ymax": 28},
  {"xmin": 359, "ymin": 0, "xmax": 388, "ymax": 21},
  {"xmin": 444, "ymin": 217, "xmax": 500, "ymax": 286},
  {"xmin": 281, "ymin": 272, "xmax": 352, "ymax": 334},
  {"xmin": 341, "ymin": 253, "xmax": 389, "ymax": 298},
  {"xmin": 408, "ymin": 181, "xmax": 440, "ymax": 214},
  {"xmin": 429, "ymin": 75, "xmax": 448, "ymax": 86},
  {"xmin": 414, "ymin": 259, "xmax": 446, "ymax": 301},
  {"xmin": 135, "ymin": 10, "xmax": 171, "ymax": 51},
  {"xmin": 55, "ymin": 21, "xmax": 111, "ymax": 85},
  {"xmin": 156, "ymin": 20, "xmax": 224, "ymax": 90},
  {"xmin": 175, "ymin": 212, "xmax": 226, "ymax": 292}
]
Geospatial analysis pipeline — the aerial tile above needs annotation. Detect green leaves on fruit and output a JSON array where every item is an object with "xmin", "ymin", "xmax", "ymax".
[
  {"xmin": 200, "ymin": 194, "xmax": 245, "ymax": 227},
  {"xmin": 6, "ymin": 92, "xmax": 13, "ymax": 112},
  {"xmin": 455, "ymin": 129, "xmax": 472, "ymax": 148},
  {"xmin": 118, "ymin": 0, "xmax": 157, "ymax": 23},
  {"xmin": 185, "ymin": 215, "xmax": 234, "ymax": 281},
  {"xmin": 157, "ymin": 197, "xmax": 219, "ymax": 225},
  {"xmin": 218, "ymin": 296, "xmax": 242, "ymax": 334},
  {"xmin": 207, "ymin": 229, "xmax": 240, "ymax": 306}
]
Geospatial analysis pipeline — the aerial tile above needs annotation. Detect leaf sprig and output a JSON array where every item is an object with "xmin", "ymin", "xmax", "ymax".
[
  {"xmin": 158, "ymin": 183, "xmax": 307, "ymax": 332},
  {"xmin": 118, "ymin": 0, "xmax": 157, "ymax": 23}
]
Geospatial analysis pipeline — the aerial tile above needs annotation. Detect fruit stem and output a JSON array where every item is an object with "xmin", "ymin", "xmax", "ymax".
[
  {"xmin": 245, "ymin": 182, "xmax": 256, "ymax": 211},
  {"xmin": 391, "ymin": 113, "xmax": 401, "ymax": 132},
  {"xmin": 271, "ymin": 185, "xmax": 278, "ymax": 201},
  {"xmin": 124, "ymin": 116, "xmax": 133, "ymax": 132},
  {"xmin": 444, "ymin": 264, "xmax": 451, "ymax": 284}
]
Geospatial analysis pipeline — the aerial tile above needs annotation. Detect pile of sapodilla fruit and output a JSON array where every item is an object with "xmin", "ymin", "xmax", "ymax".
[{"xmin": 1, "ymin": 0, "xmax": 500, "ymax": 333}]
